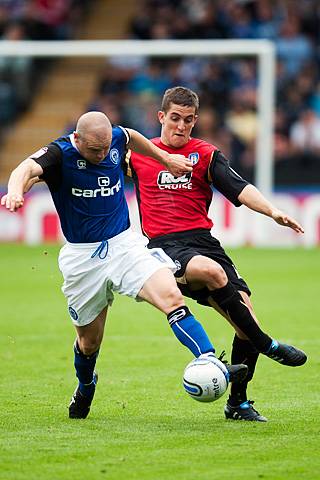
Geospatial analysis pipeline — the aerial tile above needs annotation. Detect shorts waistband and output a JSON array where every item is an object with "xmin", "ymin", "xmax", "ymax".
[
  {"xmin": 149, "ymin": 228, "xmax": 211, "ymax": 243},
  {"xmin": 65, "ymin": 228, "xmax": 133, "ymax": 249}
]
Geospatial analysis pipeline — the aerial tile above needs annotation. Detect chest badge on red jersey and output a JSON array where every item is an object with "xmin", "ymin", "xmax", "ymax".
[{"xmin": 188, "ymin": 152, "xmax": 199, "ymax": 165}]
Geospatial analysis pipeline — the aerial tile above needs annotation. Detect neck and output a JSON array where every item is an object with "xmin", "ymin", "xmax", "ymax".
[{"xmin": 160, "ymin": 135, "xmax": 190, "ymax": 149}]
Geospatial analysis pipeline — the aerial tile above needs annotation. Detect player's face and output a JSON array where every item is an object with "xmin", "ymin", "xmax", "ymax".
[
  {"xmin": 158, "ymin": 104, "xmax": 198, "ymax": 148},
  {"xmin": 74, "ymin": 132, "xmax": 111, "ymax": 164}
]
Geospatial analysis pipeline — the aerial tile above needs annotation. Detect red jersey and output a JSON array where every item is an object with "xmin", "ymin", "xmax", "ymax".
[{"xmin": 128, "ymin": 137, "xmax": 218, "ymax": 238}]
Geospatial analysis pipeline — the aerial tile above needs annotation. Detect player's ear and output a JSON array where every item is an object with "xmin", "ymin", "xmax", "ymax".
[
  {"xmin": 158, "ymin": 110, "xmax": 165, "ymax": 124},
  {"xmin": 193, "ymin": 115, "xmax": 199, "ymax": 126}
]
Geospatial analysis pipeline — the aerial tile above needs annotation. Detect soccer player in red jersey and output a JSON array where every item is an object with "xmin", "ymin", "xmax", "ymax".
[{"xmin": 127, "ymin": 86, "xmax": 306, "ymax": 422}]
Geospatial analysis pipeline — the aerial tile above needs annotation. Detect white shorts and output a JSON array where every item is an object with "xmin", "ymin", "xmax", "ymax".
[{"xmin": 58, "ymin": 228, "xmax": 177, "ymax": 327}]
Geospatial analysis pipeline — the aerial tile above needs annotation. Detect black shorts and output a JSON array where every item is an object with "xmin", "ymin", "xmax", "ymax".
[{"xmin": 148, "ymin": 229, "xmax": 251, "ymax": 305}]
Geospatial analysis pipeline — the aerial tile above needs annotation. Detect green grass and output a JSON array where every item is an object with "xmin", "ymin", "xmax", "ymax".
[{"xmin": 0, "ymin": 245, "xmax": 319, "ymax": 480}]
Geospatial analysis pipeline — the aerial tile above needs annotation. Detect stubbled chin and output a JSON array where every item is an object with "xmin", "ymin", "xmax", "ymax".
[{"xmin": 171, "ymin": 136, "xmax": 187, "ymax": 148}]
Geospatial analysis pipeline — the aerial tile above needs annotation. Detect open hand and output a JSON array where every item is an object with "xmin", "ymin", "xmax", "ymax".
[{"xmin": 271, "ymin": 209, "xmax": 304, "ymax": 234}]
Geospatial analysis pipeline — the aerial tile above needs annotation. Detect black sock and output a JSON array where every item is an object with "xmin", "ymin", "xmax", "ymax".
[
  {"xmin": 209, "ymin": 282, "xmax": 272, "ymax": 353},
  {"xmin": 74, "ymin": 340, "xmax": 99, "ymax": 396},
  {"xmin": 228, "ymin": 335, "xmax": 259, "ymax": 406}
]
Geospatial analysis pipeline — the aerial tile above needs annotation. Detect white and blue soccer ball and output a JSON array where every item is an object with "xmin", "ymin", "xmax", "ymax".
[{"xmin": 183, "ymin": 353, "xmax": 229, "ymax": 403}]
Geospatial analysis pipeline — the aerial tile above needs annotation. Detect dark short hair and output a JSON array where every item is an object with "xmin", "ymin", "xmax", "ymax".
[{"xmin": 161, "ymin": 86, "xmax": 199, "ymax": 113}]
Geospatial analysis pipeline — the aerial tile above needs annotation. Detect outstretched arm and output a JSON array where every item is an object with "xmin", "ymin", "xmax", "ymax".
[
  {"xmin": 1, "ymin": 158, "xmax": 43, "ymax": 212},
  {"xmin": 238, "ymin": 184, "xmax": 304, "ymax": 234},
  {"xmin": 127, "ymin": 128, "xmax": 193, "ymax": 177}
]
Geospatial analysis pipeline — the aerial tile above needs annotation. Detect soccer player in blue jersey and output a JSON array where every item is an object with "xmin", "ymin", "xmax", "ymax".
[{"xmin": 1, "ymin": 111, "xmax": 248, "ymax": 419}]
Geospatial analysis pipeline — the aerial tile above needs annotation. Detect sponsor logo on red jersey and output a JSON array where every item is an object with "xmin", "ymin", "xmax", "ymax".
[{"xmin": 157, "ymin": 171, "xmax": 192, "ymax": 189}]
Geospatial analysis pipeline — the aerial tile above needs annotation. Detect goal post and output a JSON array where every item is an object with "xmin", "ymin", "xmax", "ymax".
[{"xmin": 0, "ymin": 39, "xmax": 276, "ymax": 195}]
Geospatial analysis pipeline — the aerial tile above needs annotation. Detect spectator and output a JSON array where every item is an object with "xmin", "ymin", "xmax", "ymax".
[
  {"xmin": 276, "ymin": 16, "xmax": 313, "ymax": 79},
  {"xmin": 225, "ymin": 4, "xmax": 255, "ymax": 39},
  {"xmin": 290, "ymin": 109, "xmax": 320, "ymax": 154},
  {"xmin": 225, "ymin": 93, "xmax": 258, "ymax": 146},
  {"xmin": 310, "ymin": 82, "xmax": 320, "ymax": 117},
  {"xmin": 0, "ymin": 21, "xmax": 33, "ymax": 113},
  {"xmin": 0, "ymin": 20, "xmax": 33, "ymax": 124},
  {"xmin": 28, "ymin": 0, "xmax": 74, "ymax": 39},
  {"xmin": 252, "ymin": 0, "xmax": 280, "ymax": 40},
  {"xmin": 124, "ymin": 0, "xmax": 320, "ymax": 187},
  {"xmin": 0, "ymin": 0, "xmax": 93, "ymax": 129},
  {"xmin": 128, "ymin": 61, "xmax": 171, "ymax": 96}
]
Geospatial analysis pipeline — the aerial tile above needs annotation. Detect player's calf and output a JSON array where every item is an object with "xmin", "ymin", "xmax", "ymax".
[{"xmin": 168, "ymin": 305, "xmax": 215, "ymax": 357}]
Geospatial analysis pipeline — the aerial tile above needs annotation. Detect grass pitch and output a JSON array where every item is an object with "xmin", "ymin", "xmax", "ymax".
[{"xmin": 0, "ymin": 244, "xmax": 319, "ymax": 480}]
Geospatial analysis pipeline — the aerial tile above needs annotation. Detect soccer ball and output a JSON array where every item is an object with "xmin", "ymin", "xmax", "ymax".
[{"xmin": 183, "ymin": 353, "xmax": 229, "ymax": 403}]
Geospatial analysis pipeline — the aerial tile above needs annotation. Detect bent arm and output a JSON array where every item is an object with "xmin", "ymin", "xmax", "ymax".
[
  {"xmin": 1, "ymin": 158, "xmax": 43, "ymax": 212},
  {"xmin": 24, "ymin": 176, "xmax": 41, "ymax": 193},
  {"xmin": 238, "ymin": 184, "xmax": 304, "ymax": 233},
  {"xmin": 126, "ymin": 128, "xmax": 192, "ymax": 177}
]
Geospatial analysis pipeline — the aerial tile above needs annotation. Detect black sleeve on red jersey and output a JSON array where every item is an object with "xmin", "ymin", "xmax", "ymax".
[
  {"xmin": 32, "ymin": 143, "xmax": 63, "ymax": 191},
  {"xmin": 210, "ymin": 151, "xmax": 249, "ymax": 206}
]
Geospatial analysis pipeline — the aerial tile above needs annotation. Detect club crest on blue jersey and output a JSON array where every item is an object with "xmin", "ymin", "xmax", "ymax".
[
  {"xmin": 77, "ymin": 159, "xmax": 86, "ymax": 169},
  {"xmin": 188, "ymin": 152, "xmax": 199, "ymax": 165},
  {"xmin": 68, "ymin": 306, "xmax": 79, "ymax": 321},
  {"xmin": 110, "ymin": 148, "xmax": 120, "ymax": 165}
]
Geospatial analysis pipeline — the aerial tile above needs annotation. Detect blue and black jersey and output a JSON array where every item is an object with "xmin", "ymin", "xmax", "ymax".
[{"xmin": 32, "ymin": 125, "xmax": 130, "ymax": 243}]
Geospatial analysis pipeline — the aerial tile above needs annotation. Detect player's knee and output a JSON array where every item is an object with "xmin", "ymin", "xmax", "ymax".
[
  {"xmin": 205, "ymin": 264, "xmax": 228, "ymax": 289},
  {"xmin": 78, "ymin": 337, "xmax": 101, "ymax": 356},
  {"xmin": 164, "ymin": 285, "xmax": 185, "ymax": 312}
]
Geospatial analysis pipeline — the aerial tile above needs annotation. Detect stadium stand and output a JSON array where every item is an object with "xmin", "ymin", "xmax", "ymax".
[
  {"xmin": 90, "ymin": 0, "xmax": 320, "ymax": 188},
  {"xmin": 0, "ymin": 0, "xmax": 136, "ymax": 182},
  {"xmin": 0, "ymin": 0, "xmax": 319, "ymax": 188},
  {"xmin": 126, "ymin": 0, "xmax": 320, "ymax": 187}
]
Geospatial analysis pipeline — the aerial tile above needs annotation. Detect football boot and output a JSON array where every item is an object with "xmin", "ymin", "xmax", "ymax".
[
  {"xmin": 224, "ymin": 400, "xmax": 267, "ymax": 422},
  {"xmin": 69, "ymin": 372, "xmax": 98, "ymax": 419},
  {"xmin": 265, "ymin": 340, "xmax": 307, "ymax": 366},
  {"xmin": 217, "ymin": 351, "xmax": 248, "ymax": 383}
]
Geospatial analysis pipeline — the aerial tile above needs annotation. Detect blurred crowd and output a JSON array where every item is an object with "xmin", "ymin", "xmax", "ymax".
[
  {"xmin": 87, "ymin": 0, "xmax": 320, "ymax": 187},
  {"xmin": 0, "ymin": 0, "xmax": 90, "ymax": 126},
  {"xmin": 1, "ymin": 0, "xmax": 319, "ymax": 187}
]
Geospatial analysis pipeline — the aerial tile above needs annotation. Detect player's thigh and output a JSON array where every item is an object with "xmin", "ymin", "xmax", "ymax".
[
  {"xmin": 59, "ymin": 243, "xmax": 114, "ymax": 327},
  {"xmin": 185, "ymin": 254, "xmax": 227, "ymax": 287},
  {"xmin": 206, "ymin": 242, "xmax": 251, "ymax": 296},
  {"xmin": 138, "ymin": 267, "xmax": 184, "ymax": 314},
  {"xmin": 109, "ymin": 230, "xmax": 177, "ymax": 301}
]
